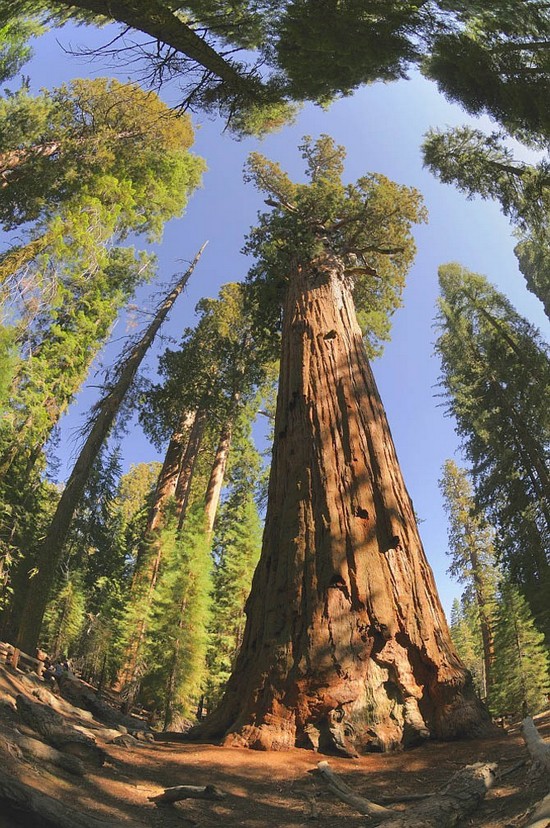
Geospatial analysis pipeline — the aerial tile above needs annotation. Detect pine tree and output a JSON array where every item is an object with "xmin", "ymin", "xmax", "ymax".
[
  {"xmin": 436, "ymin": 263, "xmax": 550, "ymax": 639},
  {"xmin": 13, "ymin": 248, "xmax": 205, "ymax": 656},
  {"xmin": 491, "ymin": 579, "xmax": 550, "ymax": 716},
  {"xmin": 422, "ymin": 127, "xmax": 549, "ymax": 314},
  {"xmin": 42, "ymin": 573, "xmax": 85, "ymax": 658}
]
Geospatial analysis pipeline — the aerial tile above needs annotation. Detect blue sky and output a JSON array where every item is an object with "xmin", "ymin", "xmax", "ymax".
[{"xmin": 6, "ymin": 22, "xmax": 549, "ymax": 618}]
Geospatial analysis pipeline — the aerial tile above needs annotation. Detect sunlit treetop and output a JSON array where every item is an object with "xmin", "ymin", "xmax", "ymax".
[
  {"xmin": 0, "ymin": 77, "xmax": 205, "ymax": 237},
  {"xmin": 244, "ymin": 135, "xmax": 427, "ymax": 356}
]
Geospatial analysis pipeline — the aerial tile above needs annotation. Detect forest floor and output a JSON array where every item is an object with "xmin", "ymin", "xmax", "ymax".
[{"xmin": 0, "ymin": 664, "xmax": 548, "ymax": 828}]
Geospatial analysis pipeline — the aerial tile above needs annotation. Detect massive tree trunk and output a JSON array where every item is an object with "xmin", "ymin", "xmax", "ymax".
[{"xmin": 193, "ymin": 253, "xmax": 488, "ymax": 753}]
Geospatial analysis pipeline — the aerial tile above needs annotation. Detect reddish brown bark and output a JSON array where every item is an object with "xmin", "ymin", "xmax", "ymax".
[
  {"xmin": 175, "ymin": 411, "xmax": 207, "ymax": 529},
  {"xmin": 115, "ymin": 409, "xmax": 196, "ymax": 691},
  {"xmin": 204, "ymin": 417, "xmax": 234, "ymax": 535},
  {"xmin": 194, "ymin": 253, "xmax": 488, "ymax": 753}
]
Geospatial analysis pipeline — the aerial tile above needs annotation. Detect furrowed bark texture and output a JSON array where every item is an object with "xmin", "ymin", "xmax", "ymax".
[{"xmin": 196, "ymin": 254, "xmax": 487, "ymax": 753}]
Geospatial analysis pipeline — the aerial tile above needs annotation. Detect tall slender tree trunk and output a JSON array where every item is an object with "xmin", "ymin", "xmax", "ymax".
[
  {"xmin": 194, "ymin": 253, "xmax": 487, "ymax": 753},
  {"xmin": 13, "ymin": 244, "xmax": 206, "ymax": 656},
  {"xmin": 204, "ymin": 415, "xmax": 234, "ymax": 535},
  {"xmin": 175, "ymin": 411, "xmax": 207, "ymax": 529},
  {"xmin": 468, "ymin": 543, "xmax": 495, "ymax": 693},
  {"xmin": 115, "ymin": 408, "xmax": 196, "ymax": 691}
]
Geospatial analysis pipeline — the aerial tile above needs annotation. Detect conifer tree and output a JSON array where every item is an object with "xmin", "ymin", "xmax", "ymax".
[
  {"xmin": 206, "ymin": 423, "xmax": 263, "ymax": 706},
  {"xmin": 422, "ymin": 127, "xmax": 549, "ymax": 315},
  {"xmin": 140, "ymin": 505, "xmax": 212, "ymax": 728},
  {"xmin": 436, "ymin": 263, "xmax": 550, "ymax": 640},
  {"xmin": 491, "ymin": 579, "xmax": 550, "ymax": 716},
  {"xmin": 440, "ymin": 460, "xmax": 497, "ymax": 693},
  {"xmin": 13, "ymin": 248, "xmax": 205, "ymax": 656},
  {"xmin": 449, "ymin": 598, "xmax": 486, "ymax": 700}
]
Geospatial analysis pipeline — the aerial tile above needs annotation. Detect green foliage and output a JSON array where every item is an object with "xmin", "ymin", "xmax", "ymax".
[
  {"xmin": 6, "ymin": 0, "xmax": 547, "ymax": 135},
  {"xmin": 436, "ymin": 263, "xmax": 550, "ymax": 639},
  {"xmin": 0, "ymin": 78, "xmax": 204, "ymax": 234},
  {"xmin": 0, "ymin": 16, "xmax": 44, "ymax": 81},
  {"xmin": 142, "ymin": 281, "xmax": 275, "ymax": 446},
  {"xmin": 449, "ymin": 597, "xmax": 486, "ymax": 698},
  {"xmin": 514, "ymin": 236, "xmax": 550, "ymax": 319},
  {"xmin": 423, "ymin": 3, "xmax": 550, "ymax": 145},
  {"xmin": 140, "ymin": 506, "xmax": 212, "ymax": 726},
  {"xmin": 491, "ymin": 579, "xmax": 550, "ymax": 715},
  {"xmin": 244, "ymin": 135, "xmax": 426, "ymax": 357},
  {"xmin": 440, "ymin": 459, "xmax": 498, "ymax": 592},
  {"xmin": 422, "ymin": 126, "xmax": 550, "ymax": 314},
  {"xmin": 42, "ymin": 574, "xmax": 86, "ymax": 657},
  {"xmin": 274, "ymin": 0, "xmax": 423, "ymax": 102}
]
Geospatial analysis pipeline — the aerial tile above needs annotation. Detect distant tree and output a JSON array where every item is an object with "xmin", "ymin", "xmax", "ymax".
[
  {"xmin": 42, "ymin": 573, "xmax": 86, "ymax": 658},
  {"xmin": 436, "ymin": 263, "xmax": 550, "ymax": 640},
  {"xmin": 190, "ymin": 136, "xmax": 487, "ymax": 755},
  {"xmin": 440, "ymin": 459, "xmax": 497, "ymax": 695},
  {"xmin": 491, "ymin": 579, "xmax": 550, "ymax": 716},
  {"xmin": 205, "ymin": 423, "xmax": 263, "ymax": 706},
  {"xmin": 449, "ymin": 597, "xmax": 486, "ymax": 699},
  {"xmin": 422, "ymin": 126, "xmax": 549, "ymax": 314},
  {"xmin": 140, "ymin": 505, "xmax": 212, "ymax": 729}
]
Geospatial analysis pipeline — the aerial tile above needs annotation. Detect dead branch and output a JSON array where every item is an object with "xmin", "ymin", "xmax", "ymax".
[
  {"xmin": 522, "ymin": 717, "xmax": 550, "ymax": 775},
  {"xmin": 12, "ymin": 731, "xmax": 85, "ymax": 776},
  {"xmin": 149, "ymin": 784, "xmax": 226, "ymax": 804},
  {"xmin": 316, "ymin": 760, "xmax": 497, "ymax": 826},
  {"xmin": 316, "ymin": 761, "xmax": 392, "ymax": 817},
  {"xmin": 525, "ymin": 792, "xmax": 550, "ymax": 828}
]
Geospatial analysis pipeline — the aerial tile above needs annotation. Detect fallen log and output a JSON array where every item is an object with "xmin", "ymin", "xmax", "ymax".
[
  {"xmin": 316, "ymin": 761, "xmax": 392, "ymax": 818},
  {"xmin": 12, "ymin": 731, "xmax": 85, "ymax": 776},
  {"xmin": 0, "ymin": 763, "xmax": 134, "ymax": 828},
  {"xmin": 522, "ymin": 717, "xmax": 550, "ymax": 775},
  {"xmin": 374, "ymin": 763, "xmax": 497, "ymax": 828},
  {"xmin": 525, "ymin": 792, "xmax": 550, "ymax": 828},
  {"xmin": 316, "ymin": 761, "xmax": 496, "ymax": 826},
  {"xmin": 149, "ymin": 784, "xmax": 227, "ymax": 804},
  {"xmin": 16, "ymin": 694, "xmax": 106, "ymax": 766}
]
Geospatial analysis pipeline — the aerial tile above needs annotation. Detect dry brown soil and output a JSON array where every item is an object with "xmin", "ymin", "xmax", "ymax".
[{"xmin": 0, "ymin": 666, "xmax": 548, "ymax": 828}]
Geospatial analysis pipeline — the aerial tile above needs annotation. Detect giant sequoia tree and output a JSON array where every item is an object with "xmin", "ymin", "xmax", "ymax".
[{"xmin": 190, "ymin": 137, "xmax": 487, "ymax": 754}]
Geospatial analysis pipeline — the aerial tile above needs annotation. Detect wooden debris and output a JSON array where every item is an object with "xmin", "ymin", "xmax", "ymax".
[
  {"xmin": 522, "ymin": 717, "xmax": 550, "ymax": 775},
  {"xmin": 149, "ymin": 784, "xmax": 227, "ymax": 804},
  {"xmin": 16, "ymin": 694, "xmax": 106, "ymax": 766},
  {"xmin": 372, "ymin": 762, "xmax": 496, "ymax": 827},
  {"xmin": 316, "ymin": 761, "xmax": 392, "ymax": 817},
  {"xmin": 0, "ymin": 763, "xmax": 132, "ymax": 828},
  {"xmin": 316, "ymin": 760, "xmax": 497, "ymax": 827},
  {"xmin": 11, "ymin": 731, "xmax": 86, "ymax": 776}
]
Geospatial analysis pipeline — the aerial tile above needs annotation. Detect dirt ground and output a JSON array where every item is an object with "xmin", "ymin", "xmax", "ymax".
[{"xmin": 0, "ymin": 665, "xmax": 548, "ymax": 828}]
